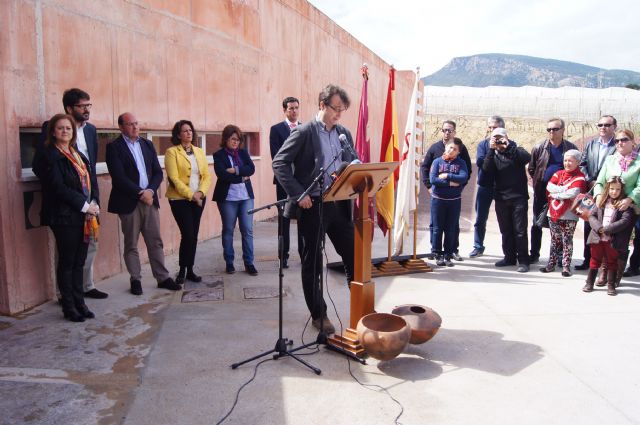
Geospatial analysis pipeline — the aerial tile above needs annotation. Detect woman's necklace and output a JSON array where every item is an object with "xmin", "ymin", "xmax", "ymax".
[{"xmin": 183, "ymin": 144, "xmax": 193, "ymax": 155}]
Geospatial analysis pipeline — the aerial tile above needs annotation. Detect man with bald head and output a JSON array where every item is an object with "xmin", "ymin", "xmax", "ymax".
[{"xmin": 106, "ymin": 112, "xmax": 180, "ymax": 295}]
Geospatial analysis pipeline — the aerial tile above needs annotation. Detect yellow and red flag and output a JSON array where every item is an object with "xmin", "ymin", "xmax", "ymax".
[{"xmin": 375, "ymin": 67, "xmax": 400, "ymax": 235}]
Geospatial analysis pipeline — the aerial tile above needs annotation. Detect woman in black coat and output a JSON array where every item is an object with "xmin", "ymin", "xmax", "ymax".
[
  {"xmin": 38, "ymin": 114, "xmax": 100, "ymax": 322},
  {"xmin": 212, "ymin": 125, "xmax": 257, "ymax": 276}
]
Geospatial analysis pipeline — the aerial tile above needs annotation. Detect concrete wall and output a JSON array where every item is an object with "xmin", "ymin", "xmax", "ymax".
[{"xmin": 0, "ymin": 0, "xmax": 417, "ymax": 314}]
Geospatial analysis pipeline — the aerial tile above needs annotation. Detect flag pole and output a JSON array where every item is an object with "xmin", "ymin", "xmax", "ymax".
[{"xmin": 404, "ymin": 66, "xmax": 431, "ymax": 271}]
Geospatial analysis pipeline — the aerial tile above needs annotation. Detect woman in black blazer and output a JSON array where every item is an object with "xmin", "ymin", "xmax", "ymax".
[
  {"xmin": 38, "ymin": 114, "xmax": 100, "ymax": 322},
  {"xmin": 212, "ymin": 125, "xmax": 257, "ymax": 275}
]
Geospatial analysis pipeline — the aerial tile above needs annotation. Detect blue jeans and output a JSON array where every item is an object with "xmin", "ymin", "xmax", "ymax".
[
  {"xmin": 217, "ymin": 199, "xmax": 254, "ymax": 266},
  {"xmin": 473, "ymin": 185, "xmax": 494, "ymax": 250},
  {"xmin": 431, "ymin": 197, "xmax": 462, "ymax": 256}
]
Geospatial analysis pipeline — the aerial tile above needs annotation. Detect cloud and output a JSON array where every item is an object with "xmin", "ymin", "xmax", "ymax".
[{"xmin": 308, "ymin": 0, "xmax": 640, "ymax": 75}]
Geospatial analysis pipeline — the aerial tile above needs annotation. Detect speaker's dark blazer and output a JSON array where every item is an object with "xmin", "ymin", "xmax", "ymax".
[
  {"xmin": 105, "ymin": 135, "xmax": 163, "ymax": 214},
  {"xmin": 269, "ymin": 121, "xmax": 295, "ymax": 184},
  {"xmin": 34, "ymin": 121, "xmax": 100, "ymax": 200},
  {"xmin": 38, "ymin": 144, "xmax": 98, "ymax": 227},
  {"xmin": 272, "ymin": 119, "xmax": 356, "ymax": 218},
  {"xmin": 212, "ymin": 148, "xmax": 255, "ymax": 202}
]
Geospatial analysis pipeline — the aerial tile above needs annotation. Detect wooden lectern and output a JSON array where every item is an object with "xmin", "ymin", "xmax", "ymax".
[{"xmin": 325, "ymin": 161, "xmax": 399, "ymax": 357}]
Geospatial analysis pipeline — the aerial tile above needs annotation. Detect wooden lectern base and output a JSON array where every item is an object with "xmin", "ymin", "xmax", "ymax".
[{"xmin": 328, "ymin": 328, "xmax": 366, "ymax": 358}]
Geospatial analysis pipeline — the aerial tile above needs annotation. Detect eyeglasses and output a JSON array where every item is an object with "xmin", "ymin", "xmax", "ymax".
[
  {"xmin": 546, "ymin": 127, "xmax": 562, "ymax": 132},
  {"xmin": 597, "ymin": 123, "xmax": 613, "ymax": 128},
  {"xmin": 74, "ymin": 103, "xmax": 92, "ymax": 110},
  {"xmin": 615, "ymin": 137, "xmax": 631, "ymax": 143},
  {"xmin": 442, "ymin": 128, "xmax": 455, "ymax": 133},
  {"xmin": 327, "ymin": 104, "xmax": 346, "ymax": 113}
]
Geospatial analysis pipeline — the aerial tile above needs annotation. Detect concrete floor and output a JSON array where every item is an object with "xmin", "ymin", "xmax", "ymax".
[{"xmin": 1, "ymin": 183, "xmax": 640, "ymax": 425}]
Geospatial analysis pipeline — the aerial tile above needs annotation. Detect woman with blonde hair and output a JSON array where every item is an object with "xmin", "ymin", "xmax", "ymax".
[{"xmin": 593, "ymin": 129, "xmax": 640, "ymax": 286}]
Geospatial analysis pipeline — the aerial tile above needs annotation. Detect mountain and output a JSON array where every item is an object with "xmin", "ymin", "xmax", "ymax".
[{"xmin": 422, "ymin": 53, "xmax": 640, "ymax": 88}]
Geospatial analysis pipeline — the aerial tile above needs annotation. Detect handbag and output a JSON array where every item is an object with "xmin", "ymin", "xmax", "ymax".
[
  {"xmin": 570, "ymin": 186, "xmax": 596, "ymax": 221},
  {"xmin": 535, "ymin": 203, "xmax": 549, "ymax": 228}
]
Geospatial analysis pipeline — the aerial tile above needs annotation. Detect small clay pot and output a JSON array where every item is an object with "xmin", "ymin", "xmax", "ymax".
[
  {"xmin": 356, "ymin": 312, "xmax": 411, "ymax": 361},
  {"xmin": 391, "ymin": 304, "xmax": 442, "ymax": 344}
]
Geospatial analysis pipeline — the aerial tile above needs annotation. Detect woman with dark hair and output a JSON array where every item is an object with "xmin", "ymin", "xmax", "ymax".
[
  {"xmin": 165, "ymin": 120, "xmax": 211, "ymax": 284},
  {"xmin": 212, "ymin": 125, "xmax": 258, "ymax": 275},
  {"xmin": 37, "ymin": 113, "xmax": 100, "ymax": 322}
]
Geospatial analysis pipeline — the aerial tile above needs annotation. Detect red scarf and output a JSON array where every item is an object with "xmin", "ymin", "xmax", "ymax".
[
  {"xmin": 56, "ymin": 145, "xmax": 99, "ymax": 242},
  {"xmin": 547, "ymin": 168, "xmax": 586, "ymax": 222}
]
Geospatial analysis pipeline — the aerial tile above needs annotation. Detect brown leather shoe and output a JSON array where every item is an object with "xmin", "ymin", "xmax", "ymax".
[{"xmin": 312, "ymin": 317, "xmax": 336, "ymax": 334}]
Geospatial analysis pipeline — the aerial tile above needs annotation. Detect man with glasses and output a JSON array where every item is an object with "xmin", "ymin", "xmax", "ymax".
[
  {"xmin": 269, "ymin": 97, "xmax": 304, "ymax": 268},
  {"xmin": 272, "ymin": 85, "xmax": 357, "ymax": 334},
  {"xmin": 575, "ymin": 115, "xmax": 617, "ymax": 270},
  {"xmin": 528, "ymin": 118, "xmax": 578, "ymax": 264},
  {"xmin": 105, "ymin": 113, "xmax": 180, "ymax": 296},
  {"xmin": 469, "ymin": 116, "xmax": 505, "ymax": 258},
  {"xmin": 421, "ymin": 120, "xmax": 472, "ymax": 260},
  {"xmin": 33, "ymin": 88, "xmax": 108, "ymax": 300}
]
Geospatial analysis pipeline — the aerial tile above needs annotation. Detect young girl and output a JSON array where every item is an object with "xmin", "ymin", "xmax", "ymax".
[
  {"xmin": 584, "ymin": 176, "xmax": 635, "ymax": 295},
  {"xmin": 429, "ymin": 139, "xmax": 469, "ymax": 267}
]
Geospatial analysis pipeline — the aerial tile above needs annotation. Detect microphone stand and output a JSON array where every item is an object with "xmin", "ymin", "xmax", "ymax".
[{"xmin": 231, "ymin": 197, "xmax": 321, "ymax": 375}]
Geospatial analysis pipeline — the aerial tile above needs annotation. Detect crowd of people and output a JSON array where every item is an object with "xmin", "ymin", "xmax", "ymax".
[
  {"xmin": 33, "ymin": 86, "xmax": 636, "ymax": 326},
  {"xmin": 421, "ymin": 114, "xmax": 639, "ymax": 297}
]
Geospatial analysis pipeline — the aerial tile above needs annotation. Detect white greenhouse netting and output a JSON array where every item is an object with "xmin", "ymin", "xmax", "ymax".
[{"xmin": 424, "ymin": 86, "xmax": 640, "ymax": 122}]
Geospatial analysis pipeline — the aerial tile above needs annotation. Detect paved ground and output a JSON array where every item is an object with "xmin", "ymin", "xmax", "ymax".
[{"xmin": 1, "ymin": 181, "xmax": 640, "ymax": 425}]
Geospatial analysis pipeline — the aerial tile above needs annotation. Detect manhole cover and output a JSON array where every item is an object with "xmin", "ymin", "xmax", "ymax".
[{"xmin": 243, "ymin": 286, "xmax": 289, "ymax": 299}]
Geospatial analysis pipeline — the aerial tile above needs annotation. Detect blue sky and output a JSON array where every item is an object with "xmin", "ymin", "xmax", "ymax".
[{"xmin": 308, "ymin": 0, "xmax": 640, "ymax": 76}]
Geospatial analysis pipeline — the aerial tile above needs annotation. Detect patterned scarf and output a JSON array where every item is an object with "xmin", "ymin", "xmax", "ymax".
[
  {"xmin": 225, "ymin": 147, "xmax": 243, "ymax": 167},
  {"xmin": 55, "ymin": 145, "xmax": 99, "ymax": 242},
  {"xmin": 548, "ymin": 168, "xmax": 586, "ymax": 222},
  {"xmin": 618, "ymin": 147, "xmax": 638, "ymax": 172}
]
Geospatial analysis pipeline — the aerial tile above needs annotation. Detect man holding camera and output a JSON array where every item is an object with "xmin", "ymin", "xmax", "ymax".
[
  {"xmin": 482, "ymin": 128, "xmax": 531, "ymax": 272},
  {"xmin": 528, "ymin": 118, "xmax": 578, "ymax": 264}
]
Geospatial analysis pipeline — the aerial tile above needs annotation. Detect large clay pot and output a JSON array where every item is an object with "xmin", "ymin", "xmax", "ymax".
[
  {"xmin": 356, "ymin": 313, "xmax": 411, "ymax": 361},
  {"xmin": 391, "ymin": 304, "xmax": 442, "ymax": 344}
]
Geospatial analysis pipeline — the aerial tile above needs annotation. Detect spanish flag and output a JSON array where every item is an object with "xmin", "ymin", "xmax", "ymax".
[{"xmin": 375, "ymin": 67, "xmax": 399, "ymax": 235}]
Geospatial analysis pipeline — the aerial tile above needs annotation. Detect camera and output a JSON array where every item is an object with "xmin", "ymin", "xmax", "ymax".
[{"xmin": 495, "ymin": 138, "xmax": 507, "ymax": 145}]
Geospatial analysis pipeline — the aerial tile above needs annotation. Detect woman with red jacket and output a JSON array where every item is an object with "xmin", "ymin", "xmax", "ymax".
[{"xmin": 540, "ymin": 149, "xmax": 586, "ymax": 276}]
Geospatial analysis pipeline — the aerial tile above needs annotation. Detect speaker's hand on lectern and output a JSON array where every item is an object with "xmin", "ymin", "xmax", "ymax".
[{"xmin": 298, "ymin": 195, "xmax": 312, "ymax": 209}]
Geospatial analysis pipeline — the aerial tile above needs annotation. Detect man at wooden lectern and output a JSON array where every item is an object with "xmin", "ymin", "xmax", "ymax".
[{"xmin": 272, "ymin": 84, "xmax": 358, "ymax": 335}]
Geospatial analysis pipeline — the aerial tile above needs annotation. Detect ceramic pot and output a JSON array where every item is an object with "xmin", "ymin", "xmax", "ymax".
[
  {"xmin": 356, "ymin": 313, "xmax": 411, "ymax": 361},
  {"xmin": 391, "ymin": 304, "xmax": 442, "ymax": 344}
]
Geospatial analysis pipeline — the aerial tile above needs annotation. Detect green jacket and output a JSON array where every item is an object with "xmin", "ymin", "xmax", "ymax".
[{"xmin": 594, "ymin": 153, "xmax": 640, "ymax": 206}]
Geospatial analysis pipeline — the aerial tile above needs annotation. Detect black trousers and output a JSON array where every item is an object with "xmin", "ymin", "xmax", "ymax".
[
  {"xmin": 530, "ymin": 181, "xmax": 546, "ymax": 258},
  {"xmin": 169, "ymin": 198, "xmax": 206, "ymax": 267},
  {"xmin": 495, "ymin": 198, "xmax": 529, "ymax": 265},
  {"xmin": 51, "ymin": 225, "xmax": 88, "ymax": 314},
  {"xmin": 276, "ymin": 184, "xmax": 303, "ymax": 260},
  {"xmin": 298, "ymin": 199, "xmax": 354, "ymax": 320}
]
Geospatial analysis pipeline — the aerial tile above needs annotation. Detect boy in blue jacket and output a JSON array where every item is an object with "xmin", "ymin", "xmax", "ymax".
[{"xmin": 429, "ymin": 139, "xmax": 469, "ymax": 266}]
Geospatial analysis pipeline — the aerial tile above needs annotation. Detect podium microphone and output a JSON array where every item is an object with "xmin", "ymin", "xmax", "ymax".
[
  {"xmin": 329, "ymin": 161, "xmax": 350, "ymax": 182},
  {"xmin": 338, "ymin": 134, "xmax": 361, "ymax": 164}
]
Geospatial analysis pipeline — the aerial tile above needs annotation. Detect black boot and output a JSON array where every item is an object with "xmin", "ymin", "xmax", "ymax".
[
  {"xmin": 582, "ymin": 269, "xmax": 597, "ymax": 292},
  {"xmin": 59, "ymin": 269, "xmax": 84, "ymax": 322},
  {"xmin": 186, "ymin": 266, "xmax": 202, "ymax": 282},
  {"xmin": 607, "ymin": 270, "xmax": 618, "ymax": 296},
  {"xmin": 71, "ymin": 267, "xmax": 93, "ymax": 319},
  {"xmin": 176, "ymin": 267, "xmax": 186, "ymax": 285}
]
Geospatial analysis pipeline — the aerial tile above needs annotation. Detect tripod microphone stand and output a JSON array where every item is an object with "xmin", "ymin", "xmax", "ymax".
[{"xmin": 231, "ymin": 197, "xmax": 321, "ymax": 375}]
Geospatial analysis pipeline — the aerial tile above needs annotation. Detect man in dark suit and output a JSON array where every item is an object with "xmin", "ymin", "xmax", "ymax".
[
  {"xmin": 105, "ymin": 112, "xmax": 179, "ymax": 295},
  {"xmin": 272, "ymin": 84, "xmax": 357, "ymax": 334},
  {"xmin": 33, "ymin": 88, "xmax": 107, "ymax": 299},
  {"xmin": 269, "ymin": 96, "xmax": 303, "ymax": 268}
]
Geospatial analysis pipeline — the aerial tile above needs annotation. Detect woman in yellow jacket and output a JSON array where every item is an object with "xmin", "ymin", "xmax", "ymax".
[{"xmin": 165, "ymin": 120, "xmax": 211, "ymax": 284}]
